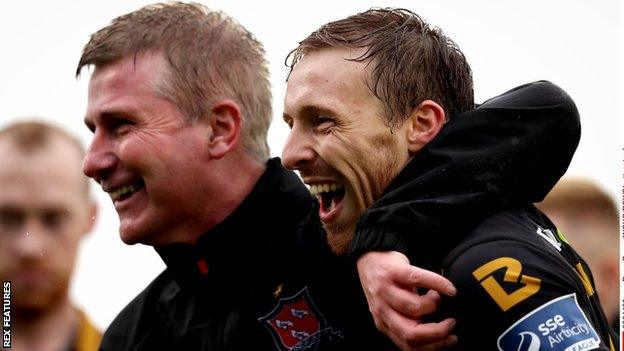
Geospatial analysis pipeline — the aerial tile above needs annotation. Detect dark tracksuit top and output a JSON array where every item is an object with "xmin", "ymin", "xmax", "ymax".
[
  {"xmin": 100, "ymin": 81, "xmax": 593, "ymax": 350},
  {"xmin": 100, "ymin": 158, "xmax": 396, "ymax": 350},
  {"xmin": 350, "ymin": 81, "xmax": 616, "ymax": 350}
]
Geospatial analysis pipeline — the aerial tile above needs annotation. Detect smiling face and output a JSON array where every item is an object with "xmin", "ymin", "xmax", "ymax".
[
  {"xmin": 83, "ymin": 52, "xmax": 214, "ymax": 246},
  {"xmin": 0, "ymin": 135, "xmax": 94, "ymax": 313},
  {"xmin": 282, "ymin": 48, "xmax": 412, "ymax": 254}
]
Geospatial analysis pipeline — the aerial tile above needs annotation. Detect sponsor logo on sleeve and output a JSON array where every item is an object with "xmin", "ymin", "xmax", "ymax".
[
  {"xmin": 473, "ymin": 257, "xmax": 541, "ymax": 311},
  {"xmin": 497, "ymin": 294, "xmax": 601, "ymax": 351}
]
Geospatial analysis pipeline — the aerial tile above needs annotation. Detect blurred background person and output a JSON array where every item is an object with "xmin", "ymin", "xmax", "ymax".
[
  {"xmin": 0, "ymin": 121, "xmax": 101, "ymax": 351},
  {"xmin": 537, "ymin": 177, "xmax": 619, "ymax": 333}
]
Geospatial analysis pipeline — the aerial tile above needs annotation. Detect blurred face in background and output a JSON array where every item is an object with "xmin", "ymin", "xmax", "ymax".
[{"xmin": 0, "ymin": 135, "xmax": 95, "ymax": 315}]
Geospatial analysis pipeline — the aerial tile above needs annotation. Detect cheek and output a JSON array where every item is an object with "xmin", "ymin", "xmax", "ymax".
[
  {"xmin": 120, "ymin": 135, "xmax": 173, "ymax": 174},
  {"xmin": 118, "ymin": 137, "xmax": 145, "ymax": 165},
  {"xmin": 317, "ymin": 132, "xmax": 358, "ymax": 168},
  {"xmin": 348, "ymin": 136, "xmax": 403, "ymax": 199},
  {"xmin": 0, "ymin": 243, "xmax": 13, "ymax": 276},
  {"xmin": 48, "ymin": 231, "xmax": 81, "ymax": 272}
]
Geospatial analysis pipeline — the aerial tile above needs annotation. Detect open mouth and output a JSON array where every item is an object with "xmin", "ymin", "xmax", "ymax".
[
  {"xmin": 309, "ymin": 183, "xmax": 346, "ymax": 218},
  {"xmin": 109, "ymin": 179, "xmax": 146, "ymax": 203}
]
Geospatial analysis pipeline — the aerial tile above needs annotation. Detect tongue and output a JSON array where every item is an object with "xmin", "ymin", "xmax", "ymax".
[
  {"xmin": 320, "ymin": 193, "xmax": 333, "ymax": 213},
  {"xmin": 319, "ymin": 192, "xmax": 342, "ymax": 215}
]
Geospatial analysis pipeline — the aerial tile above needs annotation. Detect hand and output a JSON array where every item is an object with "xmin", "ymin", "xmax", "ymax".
[{"xmin": 357, "ymin": 250, "xmax": 458, "ymax": 350}]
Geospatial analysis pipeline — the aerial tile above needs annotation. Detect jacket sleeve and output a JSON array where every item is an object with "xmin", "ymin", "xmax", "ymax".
[
  {"xmin": 443, "ymin": 238, "xmax": 613, "ymax": 350},
  {"xmin": 348, "ymin": 81, "xmax": 581, "ymax": 268}
]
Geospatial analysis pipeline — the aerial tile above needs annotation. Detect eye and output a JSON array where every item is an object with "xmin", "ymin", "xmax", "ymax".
[
  {"xmin": 107, "ymin": 116, "xmax": 133, "ymax": 136},
  {"xmin": 0, "ymin": 208, "xmax": 25, "ymax": 232},
  {"xmin": 116, "ymin": 122, "xmax": 132, "ymax": 135},
  {"xmin": 41, "ymin": 210, "xmax": 67, "ymax": 231},
  {"xmin": 313, "ymin": 115, "xmax": 334, "ymax": 132}
]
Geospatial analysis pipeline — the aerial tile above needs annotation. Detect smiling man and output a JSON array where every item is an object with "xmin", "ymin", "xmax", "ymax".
[
  {"xmin": 283, "ymin": 47, "xmax": 413, "ymax": 255},
  {"xmin": 82, "ymin": 51, "xmax": 246, "ymax": 247},
  {"xmin": 283, "ymin": 45, "xmax": 430, "ymax": 256},
  {"xmin": 282, "ymin": 8, "xmax": 615, "ymax": 350}
]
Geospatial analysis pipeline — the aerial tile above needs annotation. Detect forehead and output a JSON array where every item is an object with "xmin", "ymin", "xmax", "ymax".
[
  {"xmin": 284, "ymin": 47, "xmax": 378, "ymax": 116},
  {"xmin": 0, "ymin": 137, "xmax": 87, "ymax": 207},
  {"xmin": 86, "ymin": 52, "xmax": 168, "ymax": 119}
]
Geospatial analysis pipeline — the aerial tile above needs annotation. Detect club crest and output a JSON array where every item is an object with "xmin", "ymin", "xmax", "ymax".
[{"xmin": 258, "ymin": 287, "xmax": 342, "ymax": 350}]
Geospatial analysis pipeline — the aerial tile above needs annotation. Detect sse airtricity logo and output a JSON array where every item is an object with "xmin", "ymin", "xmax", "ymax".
[
  {"xmin": 516, "ymin": 331, "xmax": 541, "ymax": 351},
  {"xmin": 498, "ymin": 294, "xmax": 600, "ymax": 351}
]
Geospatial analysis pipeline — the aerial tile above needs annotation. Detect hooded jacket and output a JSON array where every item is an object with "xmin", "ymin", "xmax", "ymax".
[{"xmin": 350, "ymin": 81, "xmax": 615, "ymax": 350}]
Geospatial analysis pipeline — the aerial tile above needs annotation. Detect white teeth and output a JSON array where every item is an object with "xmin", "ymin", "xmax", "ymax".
[
  {"xmin": 109, "ymin": 183, "xmax": 142, "ymax": 201},
  {"xmin": 309, "ymin": 183, "xmax": 343, "ymax": 195}
]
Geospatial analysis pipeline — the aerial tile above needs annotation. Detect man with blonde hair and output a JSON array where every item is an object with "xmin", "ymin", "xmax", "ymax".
[
  {"xmin": 283, "ymin": 8, "xmax": 615, "ymax": 350},
  {"xmin": 0, "ymin": 121, "xmax": 101, "ymax": 351}
]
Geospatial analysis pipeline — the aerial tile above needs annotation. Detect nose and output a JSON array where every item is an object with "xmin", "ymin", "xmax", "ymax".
[
  {"xmin": 82, "ymin": 131, "xmax": 117, "ymax": 182},
  {"xmin": 13, "ymin": 217, "xmax": 48, "ymax": 261},
  {"xmin": 281, "ymin": 125, "xmax": 315, "ymax": 171}
]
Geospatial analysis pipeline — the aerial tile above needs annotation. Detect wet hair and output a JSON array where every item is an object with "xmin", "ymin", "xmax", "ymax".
[{"xmin": 287, "ymin": 8, "xmax": 474, "ymax": 127}]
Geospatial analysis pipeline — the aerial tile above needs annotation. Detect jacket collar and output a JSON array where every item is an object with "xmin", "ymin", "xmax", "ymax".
[{"xmin": 155, "ymin": 158, "xmax": 314, "ymax": 301}]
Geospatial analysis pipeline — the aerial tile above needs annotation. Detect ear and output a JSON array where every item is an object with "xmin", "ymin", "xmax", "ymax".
[
  {"xmin": 207, "ymin": 100, "xmax": 242, "ymax": 159},
  {"xmin": 404, "ymin": 100, "xmax": 445, "ymax": 154}
]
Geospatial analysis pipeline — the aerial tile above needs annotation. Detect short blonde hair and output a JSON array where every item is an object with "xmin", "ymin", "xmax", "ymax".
[{"xmin": 77, "ymin": 2, "xmax": 271, "ymax": 159}]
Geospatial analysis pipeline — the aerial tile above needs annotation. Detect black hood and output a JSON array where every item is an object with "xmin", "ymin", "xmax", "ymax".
[{"xmin": 349, "ymin": 81, "xmax": 580, "ymax": 270}]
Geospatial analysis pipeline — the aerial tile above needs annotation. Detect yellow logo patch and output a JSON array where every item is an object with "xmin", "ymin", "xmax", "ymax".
[{"xmin": 472, "ymin": 257, "xmax": 541, "ymax": 311}]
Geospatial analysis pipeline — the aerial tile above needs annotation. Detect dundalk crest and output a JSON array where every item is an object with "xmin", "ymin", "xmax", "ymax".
[{"xmin": 258, "ymin": 287, "xmax": 343, "ymax": 350}]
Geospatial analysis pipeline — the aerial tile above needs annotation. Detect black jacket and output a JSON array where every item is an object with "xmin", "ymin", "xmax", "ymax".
[
  {"xmin": 100, "ymin": 158, "xmax": 396, "ymax": 350},
  {"xmin": 350, "ymin": 81, "xmax": 616, "ymax": 350}
]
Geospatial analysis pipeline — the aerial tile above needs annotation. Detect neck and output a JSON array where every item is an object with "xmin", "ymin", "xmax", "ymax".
[
  {"xmin": 157, "ymin": 153, "xmax": 267, "ymax": 246},
  {"xmin": 12, "ymin": 297, "xmax": 77, "ymax": 351},
  {"xmin": 203, "ymin": 154, "xmax": 267, "ymax": 228}
]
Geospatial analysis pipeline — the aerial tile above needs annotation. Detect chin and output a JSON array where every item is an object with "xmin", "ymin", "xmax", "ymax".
[
  {"xmin": 13, "ymin": 288, "xmax": 63, "ymax": 317},
  {"xmin": 325, "ymin": 225, "xmax": 354, "ymax": 256},
  {"xmin": 119, "ymin": 226, "xmax": 148, "ymax": 245},
  {"xmin": 14, "ymin": 301, "xmax": 49, "ymax": 318}
]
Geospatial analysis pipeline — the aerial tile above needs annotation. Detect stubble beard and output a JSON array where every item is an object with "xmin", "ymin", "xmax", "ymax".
[
  {"xmin": 323, "ymin": 164, "xmax": 400, "ymax": 256},
  {"xmin": 13, "ymin": 280, "xmax": 68, "ymax": 321},
  {"xmin": 324, "ymin": 219, "xmax": 356, "ymax": 256},
  {"xmin": 324, "ymin": 140, "xmax": 403, "ymax": 256}
]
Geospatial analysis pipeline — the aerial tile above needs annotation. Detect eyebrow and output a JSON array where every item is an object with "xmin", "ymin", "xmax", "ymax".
[
  {"xmin": 284, "ymin": 103, "xmax": 339, "ymax": 121},
  {"xmin": 84, "ymin": 108, "xmax": 137, "ymax": 131}
]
